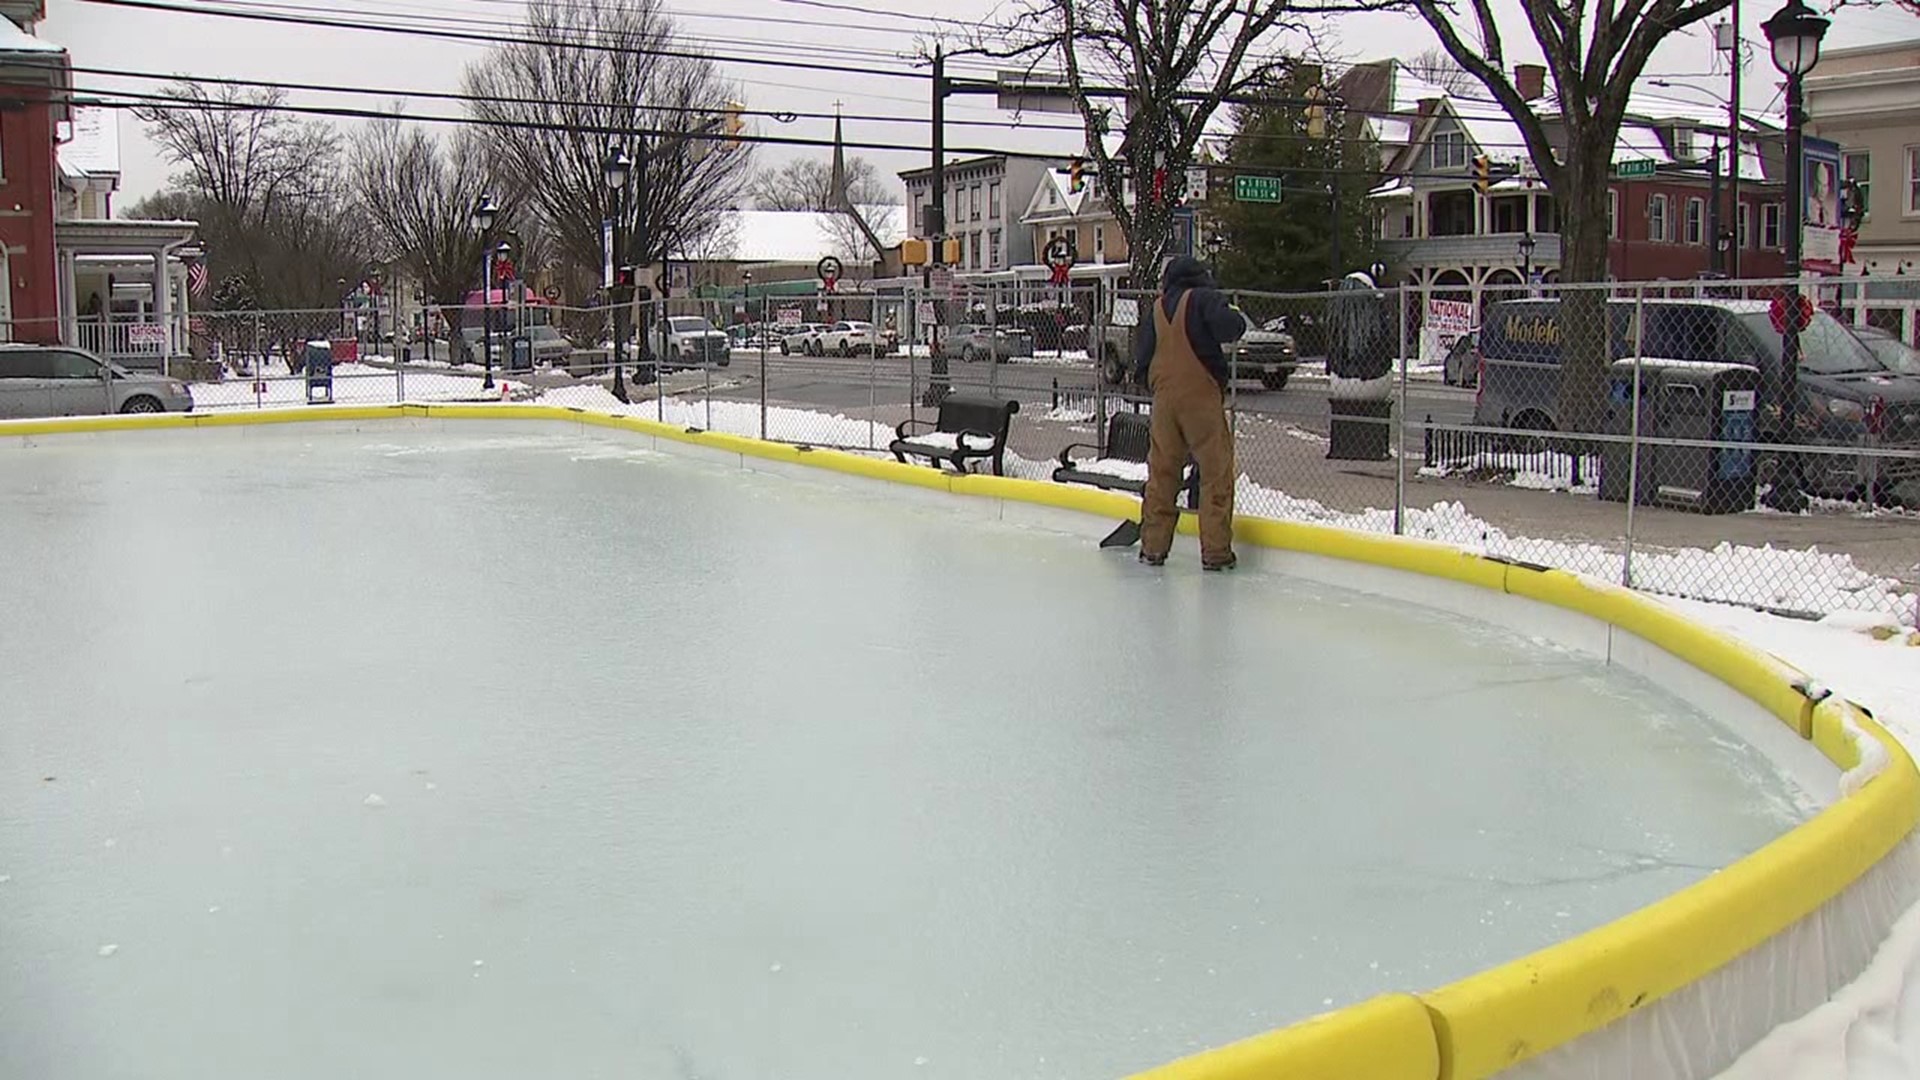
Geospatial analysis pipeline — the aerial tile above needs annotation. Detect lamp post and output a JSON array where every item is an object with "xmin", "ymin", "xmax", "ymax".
[
  {"xmin": 1517, "ymin": 233, "xmax": 1537, "ymax": 294},
  {"xmin": 1763, "ymin": 0, "xmax": 1828, "ymax": 510},
  {"xmin": 469, "ymin": 194, "xmax": 499, "ymax": 389},
  {"xmin": 604, "ymin": 143, "xmax": 633, "ymax": 402}
]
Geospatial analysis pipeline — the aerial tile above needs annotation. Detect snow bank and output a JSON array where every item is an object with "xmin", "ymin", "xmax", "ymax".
[
  {"xmin": 534, "ymin": 385, "xmax": 895, "ymax": 449},
  {"xmin": 190, "ymin": 364, "xmax": 521, "ymax": 410}
]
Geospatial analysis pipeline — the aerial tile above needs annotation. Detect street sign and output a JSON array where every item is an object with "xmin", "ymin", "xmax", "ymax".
[
  {"xmin": 601, "ymin": 219, "xmax": 614, "ymax": 288},
  {"xmin": 915, "ymin": 300, "xmax": 936, "ymax": 325},
  {"xmin": 776, "ymin": 306, "xmax": 803, "ymax": 327},
  {"xmin": 1233, "ymin": 175, "xmax": 1282, "ymax": 203},
  {"xmin": 1184, "ymin": 166, "xmax": 1208, "ymax": 201},
  {"xmin": 928, "ymin": 267, "xmax": 955, "ymax": 299},
  {"xmin": 1616, "ymin": 159, "xmax": 1657, "ymax": 179}
]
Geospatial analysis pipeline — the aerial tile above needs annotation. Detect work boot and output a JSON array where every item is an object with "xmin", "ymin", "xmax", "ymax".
[
  {"xmin": 1139, "ymin": 551, "xmax": 1167, "ymax": 567},
  {"xmin": 1202, "ymin": 552, "xmax": 1238, "ymax": 572}
]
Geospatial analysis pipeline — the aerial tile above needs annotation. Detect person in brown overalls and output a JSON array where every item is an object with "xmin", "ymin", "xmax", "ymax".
[{"xmin": 1131, "ymin": 257, "xmax": 1249, "ymax": 570}]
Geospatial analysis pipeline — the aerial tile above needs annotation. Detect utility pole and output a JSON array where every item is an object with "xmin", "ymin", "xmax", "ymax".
[
  {"xmin": 1726, "ymin": 4, "xmax": 1743, "ymax": 278},
  {"xmin": 925, "ymin": 45, "xmax": 950, "ymax": 405},
  {"xmin": 1709, "ymin": 133, "xmax": 1724, "ymax": 275}
]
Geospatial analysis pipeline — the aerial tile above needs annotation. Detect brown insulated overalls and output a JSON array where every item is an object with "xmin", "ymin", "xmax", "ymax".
[{"xmin": 1139, "ymin": 292, "xmax": 1236, "ymax": 565}]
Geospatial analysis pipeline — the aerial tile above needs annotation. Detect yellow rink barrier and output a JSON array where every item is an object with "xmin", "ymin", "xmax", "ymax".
[{"xmin": 5, "ymin": 401, "xmax": 1917, "ymax": 1080}]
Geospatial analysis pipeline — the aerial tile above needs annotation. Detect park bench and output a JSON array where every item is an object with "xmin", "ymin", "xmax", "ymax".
[
  {"xmin": 1053, "ymin": 410, "xmax": 1198, "ymax": 508},
  {"xmin": 889, "ymin": 393, "xmax": 1021, "ymax": 476}
]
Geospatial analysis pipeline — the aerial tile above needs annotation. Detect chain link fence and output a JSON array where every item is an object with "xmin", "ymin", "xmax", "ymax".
[{"xmin": 13, "ymin": 277, "xmax": 1917, "ymax": 624}]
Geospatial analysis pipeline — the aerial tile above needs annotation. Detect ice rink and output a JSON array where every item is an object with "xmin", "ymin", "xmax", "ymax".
[{"xmin": 0, "ymin": 424, "xmax": 1814, "ymax": 1079}]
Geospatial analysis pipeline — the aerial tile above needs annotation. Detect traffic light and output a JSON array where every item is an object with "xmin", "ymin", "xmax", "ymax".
[
  {"xmin": 900, "ymin": 237, "xmax": 930, "ymax": 266},
  {"xmin": 1069, "ymin": 157, "xmax": 1085, "ymax": 194},
  {"xmin": 1473, "ymin": 155, "xmax": 1491, "ymax": 196}
]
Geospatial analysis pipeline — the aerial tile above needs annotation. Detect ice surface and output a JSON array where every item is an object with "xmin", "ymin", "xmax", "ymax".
[{"xmin": 0, "ymin": 426, "xmax": 1811, "ymax": 1080}]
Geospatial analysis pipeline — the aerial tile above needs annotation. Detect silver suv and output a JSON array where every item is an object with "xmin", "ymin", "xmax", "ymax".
[{"xmin": 0, "ymin": 344, "xmax": 194, "ymax": 419}]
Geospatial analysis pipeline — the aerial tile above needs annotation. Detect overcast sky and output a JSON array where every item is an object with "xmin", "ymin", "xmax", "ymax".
[{"xmin": 40, "ymin": 0, "xmax": 1920, "ymax": 207}]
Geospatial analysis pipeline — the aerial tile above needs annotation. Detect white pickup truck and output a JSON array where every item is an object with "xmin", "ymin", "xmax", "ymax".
[{"xmin": 649, "ymin": 315, "xmax": 732, "ymax": 369}]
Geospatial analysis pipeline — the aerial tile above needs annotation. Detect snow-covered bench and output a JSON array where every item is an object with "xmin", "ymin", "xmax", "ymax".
[
  {"xmin": 889, "ymin": 393, "xmax": 1021, "ymax": 476},
  {"xmin": 1053, "ymin": 411, "xmax": 1198, "ymax": 508}
]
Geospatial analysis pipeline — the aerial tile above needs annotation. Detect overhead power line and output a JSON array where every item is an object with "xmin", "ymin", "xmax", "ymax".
[{"xmin": 76, "ymin": 0, "xmax": 936, "ymax": 82}]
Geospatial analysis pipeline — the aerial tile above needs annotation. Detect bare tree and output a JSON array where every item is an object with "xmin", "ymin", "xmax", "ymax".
[
  {"xmin": 463, "ymin": 0, "xmax": 752, "ymax": 281},
  {"xmin": 136, "ymin": 84, "xmax": 368, "ymax": 308},
  {"xmin": 350, "ymin": 117, "xmax": 506, "ymax": 306},
  {"xmin": 750, "ymin": 156, "xmax": 894, "ymax": 211},
  {"xmin": 1412, "ymin": 0, "xmax": 1733, "ymax": 425},
  {"xmin": 980, "ymin": 1, "xmax": 1369, "ymax": 289},
  {"xmin": 1408, "ymin": 47, "xmax": 1478, "ymax": 95}
]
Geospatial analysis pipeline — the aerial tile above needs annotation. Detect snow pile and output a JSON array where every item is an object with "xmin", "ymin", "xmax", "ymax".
[
  {"xmin": 901, "ymin": 431, "xmax": 1000, "ymax": 452},
  {"xmin": 533, "ymin": 385, "xmax": 895, "ymax": 448},
  {"xmin": 1066, "ymin": 458, "xmax": 1149, "ymax": 482}
]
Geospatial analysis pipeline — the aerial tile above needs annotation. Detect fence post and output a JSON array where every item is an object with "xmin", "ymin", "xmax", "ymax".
[
  {"xmin": 1394, "ymin": 283, "xmax": 1409, "ymax": 536},
  {"xmin": 987, "ymin": 282, "xmax": 1000, "ymax": 399},
  {"xmin": 759, "ymin": 294, "xmax": 769, "ymax": 443},
  {"xmin": 251, "ymin": 312, "xmax": 264, "ymax": 410},
  {"xmin": 1623, "ymin": 286, "xmax": 1647, "ymax": 590},
  {"xmin": 867, "ymin": 296, "xmax": 878, "ymax": 452},
  {"xmin": 1092, "ymin": 285, "xmax": 1108, "ymax": 455}
]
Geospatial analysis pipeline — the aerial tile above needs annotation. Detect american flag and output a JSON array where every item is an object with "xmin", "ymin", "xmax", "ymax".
[{"xmin": 187, "ymin": 260, "xmax": 209, "ymax": 297}]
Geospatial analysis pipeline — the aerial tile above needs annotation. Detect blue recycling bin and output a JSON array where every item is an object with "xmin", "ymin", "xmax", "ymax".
[{"xmin": 303, "ymin": 340, "xmax": 334, "ymax": 404}]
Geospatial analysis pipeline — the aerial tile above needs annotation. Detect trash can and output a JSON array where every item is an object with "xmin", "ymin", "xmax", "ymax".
[
  {"xmin": 1327, "ymin": 378, "xmax": 1393, "ymax": 460},
  {"xmin": 509, "ymin": 334, "xmax": 533, "ymax": 374},
  {"xmin": 303, "ymin": 339, "xmax": 334, "ymax": 404},
  {"xmin": 1598, "ymin": 358, "xmax": 1758, "ymax": 514},
  {"xmin": 1599, "ymin": 359, "xmax": 1655, "ymax": 505}
]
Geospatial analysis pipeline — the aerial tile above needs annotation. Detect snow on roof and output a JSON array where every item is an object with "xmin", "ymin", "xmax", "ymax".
[
  {"xmin": 0, "ymin": 17, "xmax": 64, "ymax": 53},
  {"xmin": 682, "ymin": 206, "xmax": 905, "ymax": 263},
  {"xmin": 1449, "ymin": 102, "xmax": 1533, "ymax": 164},
  {"xmin": 1367, "ymin": 179, "xmax": 1413, "ymax": 199},
  {"xmin": 1024, "ymin": 169, "xmax": 1094, "ymax": 221},
  {"xmin": 58, "ymin": 105, "xmax": 119, "ymax": 178},
  {"xmin": 1614, "ymin": 123, "xmax": 1676, "ymax": 166},
  {"xmin": 1369, "ymin": 116, "xmax": 1412, "ymax": 146},
  {"xmin": 1390, "ymin": 66, "xmax": 1455, "ymax": 112}
]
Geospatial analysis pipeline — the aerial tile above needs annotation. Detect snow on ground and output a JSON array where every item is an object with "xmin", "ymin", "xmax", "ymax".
[
  {"xmin": 534, "ymin": 384, "xmax": 896, "ymax": 449},
  {"xmin": 190, "ymin": 363, "xmax": 525, "ymax": 410},
  {"xmin": 1420, "ymin": 451, "xmax": 1602, "ymax": 496},
  {"xmin": 1674, "ymin": 599, "xmax": 1920, "ymax": 1080}
]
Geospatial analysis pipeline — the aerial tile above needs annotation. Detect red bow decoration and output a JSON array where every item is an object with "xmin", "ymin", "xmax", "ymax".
[
  {"xmin": 1840, "ymin": 226, "xmax": 1858, "ymax": 266},
  {"xmin": 1049, "ymin": 262, "xmax": 1070, "ymax": 286}
]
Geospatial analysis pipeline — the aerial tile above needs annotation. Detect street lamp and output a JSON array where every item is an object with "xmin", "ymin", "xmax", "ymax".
[
  {"xmin": 470, "ymin": 194, "xmax": 500, "ymax": 389},
  {"xmin": 1516, "ymin": 233, "xmax": 1537, "ymax": 292},
  {"xmin": 1763, "ymin": 0, "xmax": 1829, "ymax": 510},
  {"xmin": 603, "ymin": 144, "xmax": 633, "ymax": 402}
]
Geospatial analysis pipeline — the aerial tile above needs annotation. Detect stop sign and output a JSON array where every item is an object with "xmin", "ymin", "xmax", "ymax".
[{"xmin": 1769, "ymin": 293, "xmax": 1814, "ymax": 334}]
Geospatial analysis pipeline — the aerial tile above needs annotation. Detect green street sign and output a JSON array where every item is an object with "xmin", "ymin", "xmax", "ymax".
[
  {"xmin": 1616, "ymin": 159, "xmax": 1657, "ymax": 179},
  {"xmin": 1234, "ymin": 175, "xmax": 1283, "ymax": 203}
]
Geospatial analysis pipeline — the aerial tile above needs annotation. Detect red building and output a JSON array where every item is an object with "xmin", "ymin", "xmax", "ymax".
[{"xmin": 0, "ymin": 0, "xmax": 67, "ymax": 343}]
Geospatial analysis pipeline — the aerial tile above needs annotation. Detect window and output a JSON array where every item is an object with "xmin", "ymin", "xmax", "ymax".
[
  {"xmin": 1843, "ymin": 151, "xmax": 1870, "ymax": 221},
  {"xmin": 916, "ymin": 201, "xmax": 928, "ymax": 233},
  {"xmin": 1762, "ymin": 202, "xmax": 1782, "ymax": 248},
  {"xmin": 1607, "ymin": 190, "xmax": 1620, "ymax": 239},
  {"xmin": 0, "ymin": 349, "xmax": 53, "ymax": 379},
  {"xmin": 1672, "ymin": 126, "xmax": 1696, "ymax": 161},
  {"xmin": 970, "ymin": 185, "xmax": 981, "ymax": 222},
  {"xmin": 1684, "ymin": 197, "xmax": 1704, "ymax": 245},
  {"xmin": 988, "ymin": 181, "xmax": 1001, "ymax": 219},
  {"xmin": 1739, "ymin": 203, "xmax": 1751, "ymax": 248},
  {"xmin": 1907, "ymin": 147, "xmax": 1920, "ymax": 215},
  {"xmin": 970, "ymin": 232, "xmax": 982, "ymax": 268},
  {"xmin": 1094, "ymin": 225, "xmax": 1106, "ymax": 257},
  {"xmin": 1648, "ymin": 194, "xmax": 1669, "ymax": 242},
  {"xmin": 49, "ymin": 351, "xmax": 100, "ymax": 379},
  {"xmin": 1430, "ymin": 129, "xmax": 1468, "ymax": 170},
  {"xmin": 988, "ymin": 229, "xmax": 1001, "ymax": 268}
]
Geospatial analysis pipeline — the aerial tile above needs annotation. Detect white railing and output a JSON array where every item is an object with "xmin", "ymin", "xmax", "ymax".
[{"xmin": 74, "ymin": 319, "xmax": 179, "ymax": 361}]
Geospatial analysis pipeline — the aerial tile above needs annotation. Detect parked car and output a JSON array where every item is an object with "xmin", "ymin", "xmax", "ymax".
[
  {"xmin": 1850, "ymin": 324, "xmax": 1920, "ymax": 376},
  {"xmin": 1443, "ymin": 329, "xmax": 1482, "ymax": 387},
  {"xmin": 0, "ymin": 344, "xmax": 194, "ymax": 419},
  {"xmin": 1099, "ymin": 310, "xmax": 1298, "ymax": 390},
  {"xmin": 650, "ymin": 315, "xmax": 731, "ymax": 368},
  {"xmin": 1473, "ymin": 297, "xmax": 1920, "ymax": 498},
  {"xmin": 815, "ymin": 321, "xmax": 877, "ymax": 356},
  {"xmin": 779, "ymin": 323, "xmax": 829, "ymax": 356},
  {"xmin": 940, "ymin": 323, "xmax": 1035, "ymax": 363}
]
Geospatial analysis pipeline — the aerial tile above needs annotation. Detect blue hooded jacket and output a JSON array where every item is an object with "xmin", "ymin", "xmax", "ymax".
[{"xmin": 1131, "ymin": 256, "xmax": 1249, "ymax": 386}]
